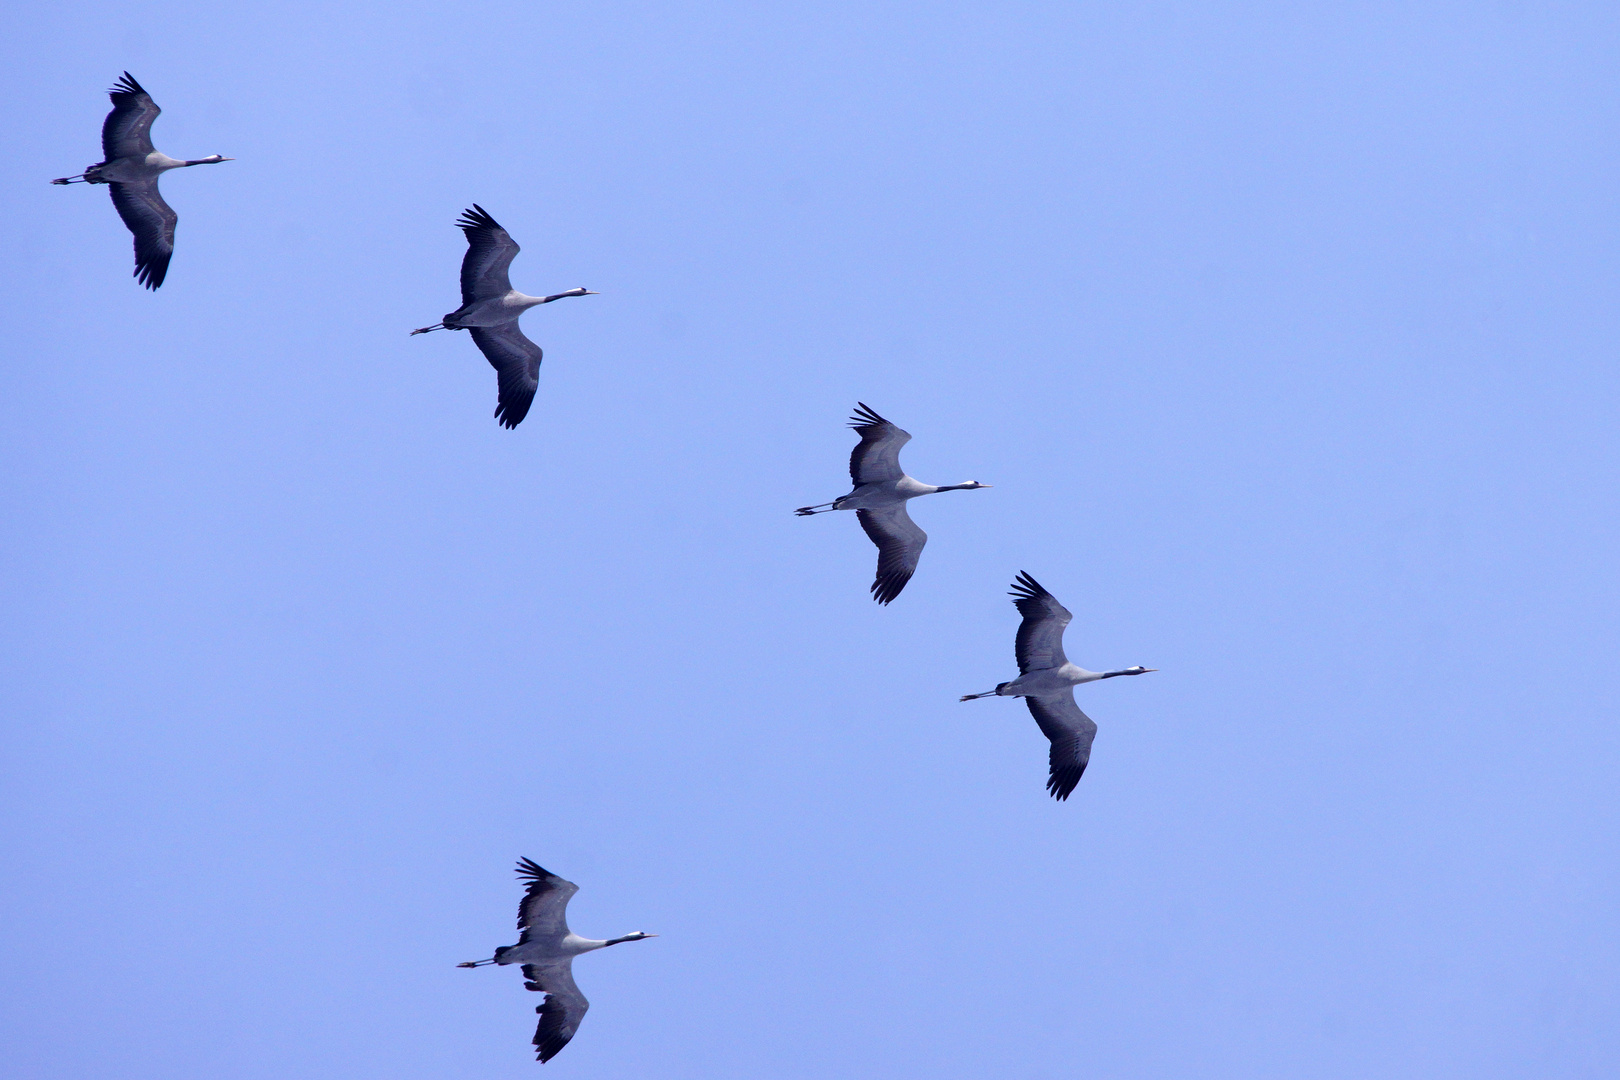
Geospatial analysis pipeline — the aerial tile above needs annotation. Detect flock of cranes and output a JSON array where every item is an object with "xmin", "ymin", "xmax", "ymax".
[{"xmin": 53, "ymin": 73, "xmax": 1157, "ymax": 1065}]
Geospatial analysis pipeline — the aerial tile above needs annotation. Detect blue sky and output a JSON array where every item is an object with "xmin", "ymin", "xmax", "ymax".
[{"xmin": 3, "ymin": 2, "xmax": 1619, "ymax": 1077}]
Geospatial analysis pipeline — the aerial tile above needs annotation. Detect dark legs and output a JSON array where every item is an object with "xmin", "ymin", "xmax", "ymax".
[
  {"xmin": 794, "ymin": 503, "xmax": 837, "ymax": 516},
  {"xmin": 410, "ymin": 323, "xmax": 447, "ymax": 336}
]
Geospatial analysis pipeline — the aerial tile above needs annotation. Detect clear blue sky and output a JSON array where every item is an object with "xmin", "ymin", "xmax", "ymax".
[{"xmin": 3, "ymin": 2, "xmax": 1619, "ymax": 1077}]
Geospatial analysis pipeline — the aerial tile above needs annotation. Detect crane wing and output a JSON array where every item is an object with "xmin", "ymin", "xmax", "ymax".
[
  {"xmin": 102, "ymin": 73, "xmax": 160, "ymax": 161},
  {"xmin": 848, "ymin": 402, "xmax": 912, "ymax": 486},
  {"xmin": 469, "ymin": 324, "xmax": 543, "ymax": 429},
  {"xmin": 1026, "ymin": 691, "xmax": 1097, "ymax": 801},
  {"xmin": 457, "ymin": 204, "xmax": 520, "ymax": 304},
  {"xmin": 514, "ymin": 858, "xmax": 578, "ymax": 941},
  {"xmin": 1011, "ymin": 571, "xmax": 1072, "ymax": 674},
  {"xmin": 857, "ymin": 504, "xmax": 927, "ymax": 605},
  {"xmin": 520, "ymin": 960, "xmax": 590, "ymax": 1063},
  {"xmin": 107, "ymin": 179, "xmax": 176, "ymax": 290}
]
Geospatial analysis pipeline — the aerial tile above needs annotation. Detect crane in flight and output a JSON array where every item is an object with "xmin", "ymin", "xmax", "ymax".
[
  {"xmin": 458, "ymin": 859, "xmax": 655, "ymax": 1063},
  {"xmin": 411, "ymin": 205, "xmax": 596, "ymax": 428},
  {"xmin": 51, "ymin": 73, "xmax": 232, "ymax": 289},
  {"xmin": 961, "ymin": 572, "xmax": 1155, "ymax": 799},
  {"xmin": 796, "ymin": 403, "xmax": 990, "ymax": 604}
]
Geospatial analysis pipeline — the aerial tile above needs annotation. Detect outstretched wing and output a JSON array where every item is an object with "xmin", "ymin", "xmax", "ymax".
[
  {"xmin": 1011, "ymin": 571, "xmax": 1072, "ymax": 674},
  {"xmin": 468, "ymin": 324, "xmax": 543, "ymax": 429},
  {"xmin": 107, "ymin": 179, "xmax": 176, "ymax": 289},
  {"xmin": 514, "ymin": 858, "xmax": 579, "ymax": 942},
  {"xmin": 1026, "ymin": 691, "xmax": 1098, "ymax": 801},
  {"xmin": 520, "ymin": 960, "xmax": 590, "ymax": 1063},
  {"xmin": 848, "ymin": 403, "xmax": 912, "ymax": 486},
  {"xmin": 103, "ymin": 73, "xmax": 160, "ymax": 160},
  {"xmin": 857, "ymin": 504, "xmax": 927, "ymax": 605},
  {"xmin": 457, "ymin": 204, "xmax": 520, "ymax": 304}
]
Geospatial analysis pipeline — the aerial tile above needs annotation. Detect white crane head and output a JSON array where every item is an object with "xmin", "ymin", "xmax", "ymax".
[
  {"xmin": 959, "ymin": 480, "xmax": 992, "ymax": 489},
  {"xmin": 604, "ymin": 931, "xmax": 658, "ymax": 946},
  {"xmin": 1116, "ymin": 666, "xmax": 1156, "ymax": 676}
]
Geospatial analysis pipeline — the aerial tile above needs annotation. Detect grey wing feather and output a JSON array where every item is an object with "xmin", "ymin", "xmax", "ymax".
[
  {"xmin": 102, "ymin": 73, "xmax": 160, "ymax": 160},
  {"xmin": 456, "ymin": 204, "xmax": 520, "ymax": 304},
  {"xmin": 1026, "ymin": 692, "xmax": 1097, "ymax": 801},
  {"xmin": 847, "ymin": 402, "xmax": 912, "ymax": 486},
  {"xmin": 520, "ymin": 960, "xmax": 590, "ymax": 1063},
  {"xmin": 469, "ymin": 324, "xmax": 542, "ymax": 429},
  {"xmin": 857, "ymin": 504, "xmax": 926, "ymax": 605},
  {"xmin": 1010, "ymin": 571, "xmax": 1073, "ymax": 674},
  {"xmin": 514, "ymin": 858, "xmax": 578, "ymax": 941},
  {"xmin": 107, "ymin": 180, "xmax": 176, "ymax": 290}
]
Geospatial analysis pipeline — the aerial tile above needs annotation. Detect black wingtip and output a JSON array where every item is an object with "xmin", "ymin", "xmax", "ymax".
[
  {"xmin": 870, "ymin": 571, "xmax": 911, "ymax": 605},
  {"xmin": 515, "ymin": 857, "xmax": 552, "ymax": 882},
  {"xmin": 110, "ymin": 72, "xmax": 147, "ymax": 98},
  {"xmin": 493, "ymin": 400, "xmax": 530, "ymax": 429},
  {"xmin": 1010, "ymin": 571, "xmax": 1048, "ymax": 600},
  {"xmin": 134, "ymin": 255, "xmax": 169, "ymax": 290},
  {"xmin": 456, "ymin": 204, "xmax": 503, "ymax": 233},
  {"xmin": 1046, "ymin": 757, "xmax": 1086, "ymax": 801},
  {"xmin": 849, "ymin": 401, "xmax": 890, "ymax": 429}
]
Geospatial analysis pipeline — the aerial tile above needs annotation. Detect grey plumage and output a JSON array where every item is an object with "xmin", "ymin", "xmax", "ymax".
[
  {"xmin": 52, "ymin": 73, "xmax": 232, "ymax": 289},
  {"xmin": 410, "ymin": 205, "xmax": 597, "ymax": 429},
  {"xmin": 459, "ymin": 859, "xmax": 655, "ymax": 1064},
  {"xmin": 796, "ymin": 404, "xmax": 991, "ymax": 604},
  {"xmin": 961, "ymin": 573, "xmax": 1155, "ymax": 800}
]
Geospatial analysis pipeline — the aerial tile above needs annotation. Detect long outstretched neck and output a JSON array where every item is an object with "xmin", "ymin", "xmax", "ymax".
[
  {"xmin": 539, "ymin": 287, "xmax": 598, "ymax": 304},
  {"xmin": 1098, "ymin": 666, "xmax": 1156, "ymax": 679},
  {"xmin": 183, "ymin": 156, "xmax": 233, "ymax": 167}
]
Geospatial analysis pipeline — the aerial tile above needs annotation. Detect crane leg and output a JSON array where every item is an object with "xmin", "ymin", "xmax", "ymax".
[
  {"xmin": 51, "ymin": 175, "xmax": 88, "ymax": 184},
  {"xmin": 794, "ymin": 503, "xmax": 836, "ymax": 516},
  {"xmin": 410, "ymin": 323, "xmax": 447, "ymax": 336}
]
